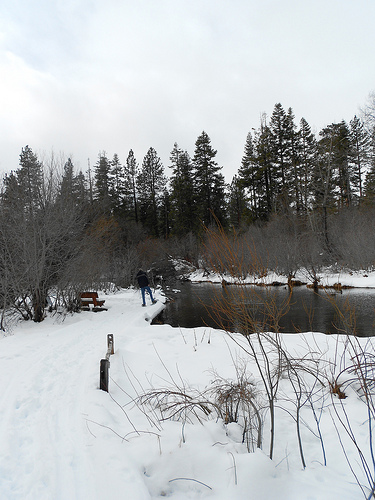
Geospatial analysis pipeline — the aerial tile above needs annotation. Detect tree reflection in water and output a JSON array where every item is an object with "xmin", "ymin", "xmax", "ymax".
[{"xmin": 158, "ymin": 282, "xmax": 375, "ymax": 337}]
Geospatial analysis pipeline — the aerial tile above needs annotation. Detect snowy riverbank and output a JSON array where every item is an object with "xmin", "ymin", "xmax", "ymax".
[
  {"xmin": 1, "ymin": 287, "xmax": 374, "ymax": 499},
  {"xmin": 189, "ymin": 267, "xmax": 375, "ymax": 288}
]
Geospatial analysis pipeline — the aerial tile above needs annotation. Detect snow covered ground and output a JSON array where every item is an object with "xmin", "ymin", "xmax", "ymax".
[
  {"xmin": 189, "ymin": 268, "xmax": 375, "ymax": 289},
  {"xmin": 1, "ymin": 286, "xmax": 375, "ymax": 499}
]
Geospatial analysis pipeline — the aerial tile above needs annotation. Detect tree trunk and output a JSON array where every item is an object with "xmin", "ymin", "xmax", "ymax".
[{"xmin": 33, "ymin": 287, "xmax": 46, "ymax": 322}]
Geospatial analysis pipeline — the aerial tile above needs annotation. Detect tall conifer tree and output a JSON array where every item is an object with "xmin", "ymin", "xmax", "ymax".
[
  {"xmin": 58, "ymin": 158, "xmax": 89, "ymax": 209},
  {"xmin": 137, "ymin": 147, "xmax": 166, "ymax": 237},
  {"xmin": 109, "ymin": 153, "xmax": 126, "ymax": 214},
  {"xmin": 317, "ymin": 121, "xmax": 352, "ymax": 208},
  {"xmin": 269, "ymin": 103, "xmax": 297, "ymax": 212},
  {"xmin": 238, "ymin": 132, "xmax": 261, "ymax": 220},
  {"xmin": 125, "ymin": 149, "xmax": 139, "ymax": 223},
  {"xmin": 299, "ymin": 118, "xmax": 318, "ymax": 212},
  {"xmin": 364, "ymin": 126, "xmax": 375, "ymax": 204},
  {"xmin": 253, "ymin": 115, "xmax": 274, "ymax": 219},
  {"xmin": 193, "ymin": 131, "xmax": 226, "ymax": 227},
  {"xmin": 169, "ymin": 143, "xmax": 196, "ymax": 235},
  {"xmin": 94, "ymin": 152, "xmax": 112, "ymax": 215},
  {"xmin": 17, "ymin": 145, "xmax": 44, "ymax": 214},
  {"xmin": 285, "ymin": 107, "xmax": 303, "ymax": 213},
  {"xmin": 269, "ymin": 105, "xmax": 288, "ymax": 186},
  {"xmin": 349, "ymin": 115, "xmax": 371, "ymax": 202},
  {"xmin": 228, "ymin": 175, "xmax": 248, "ymax": 228}
]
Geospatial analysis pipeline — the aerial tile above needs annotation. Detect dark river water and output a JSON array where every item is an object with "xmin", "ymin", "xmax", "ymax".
[{"xmin": 156, "ymin": 281, "xmax": 375, "ymax": 337}]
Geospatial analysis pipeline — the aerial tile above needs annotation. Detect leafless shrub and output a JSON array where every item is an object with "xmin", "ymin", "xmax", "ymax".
[
  {"xmin": 200, "ymin": 220, "xmax": 349, "ymax": 470},
  {"xmin": 202, "ymin": 222, "xmax": 267, "ymax": 281},
  {"xmin": 310, "ymin": 294, "xmax": 375, "ymax": 499},
  {"xmin": 208, "ymin": 364, "xmax": 263, "ymax": 452},
  {"xmin": 138, "ymin": 388, "xmax": 212, "ymax": 425},
  {"xmin": 137, "ymin": 359, "xmax": 264, "ymax": 453},
  {"xmin": 329, "ymin": 207, "xmax": 375, "ymax": 271},
  {"xmin": 327, "ymin": 336, "xmax": 375, "ymax": 499},
  {"xmin": 0, "ymin": 155, "xmax": 127, "ymax": 327}
]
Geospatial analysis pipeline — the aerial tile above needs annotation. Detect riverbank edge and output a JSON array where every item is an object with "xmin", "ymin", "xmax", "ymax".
[{"xmin": 186, "ymin": 268, "xmax": 375, "ymax": 290}]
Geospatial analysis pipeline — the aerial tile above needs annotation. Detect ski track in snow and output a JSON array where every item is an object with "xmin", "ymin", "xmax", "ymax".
[{"xmin": 0, "ymin": 326, "xmax": 97, "ymax": 499}]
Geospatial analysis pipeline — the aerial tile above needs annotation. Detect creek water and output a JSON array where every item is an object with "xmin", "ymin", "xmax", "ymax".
[{"xmin": 157, "ymin": 281, "xmax": 375, "ymax": 337}]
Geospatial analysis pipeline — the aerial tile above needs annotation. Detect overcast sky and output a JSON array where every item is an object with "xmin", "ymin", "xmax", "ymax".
[{"xmin": 1, "ymin": 0, "xmax": 374, "ymax": 181}]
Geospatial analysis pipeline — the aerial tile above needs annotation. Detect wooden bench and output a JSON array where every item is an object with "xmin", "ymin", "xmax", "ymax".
[{"xmin": 80, "ymin": 292, "xmax": 106, "ymax": 310}]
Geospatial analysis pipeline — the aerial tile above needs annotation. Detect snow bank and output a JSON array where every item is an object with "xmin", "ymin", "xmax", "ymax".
[
  {"xmin": 0, "ymin": 287, "xmax": 373, "ymax": 499},
  {"xmin": 189, "ymin": 268, "xmax": 375, "ymax": 288}
]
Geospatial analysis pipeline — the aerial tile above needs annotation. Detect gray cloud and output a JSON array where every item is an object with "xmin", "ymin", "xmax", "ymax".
[{"xmin": 1, "ymin": 0, "xmax": 375, "ymax": 179}]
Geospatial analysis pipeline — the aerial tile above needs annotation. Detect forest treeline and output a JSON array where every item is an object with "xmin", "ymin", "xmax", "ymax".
[{"xmin": 1, "ymin": 98, "xmax": 375, "ymax": 325}]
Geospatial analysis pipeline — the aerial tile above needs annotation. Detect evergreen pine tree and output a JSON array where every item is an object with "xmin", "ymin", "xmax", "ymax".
[
  {"xmin": 315, "ymin": 122, "xmax": 353, "ymax": 209},
  {"xmin": 299, "ymin": 118, "xmax": 318, "ymax": 212},
  {"xmin": 285, "ymin": 107, "xmax": 303, "ymax": 213},
  {"xmin": 269, "ymin": 104, "xmax": 289, "ymax": 188},
  {"xmin": 109, "ymin": 153, "xmax": 126, "ymax": 214},
  {"xmin": 17, "ymin": 145, "xmax": 44, "ymax": 213},
  {"xmin": 60, "ymin": 158, "xmax": 75, "ymax": 200},
  {"xmin": 193, "ymin": 131, "xmax": 226, "ymax": 227},
  {"xmin": 349, "ymin": 115, "xmax": 371, "ymax": 202},
  {"xmin": 94, "ymin": 152, "xmax": 112, "ymax": 214},
  {"xmin": 124, "ymin": 149, "xmax": 139, "ymax": 223},
  {"xmin": 137, "ymin": 147, "xmax": 166, "ymax": 237},
  {"xmin": 1, "ymin": 171, "xmax": 19, "ymax": 212},
  {"xmin": 169, "ymin": 143, "xmax": 196, "ymax": 236},
  {"xmin": 160, "ymin": 187, "xmax": 171, "ymax": 239},
  {"xmin": 75, "ymin": 170, "xmax": 90, "ymax": 206},
  {"xmin": 364, "ymin": 126, "xmax": 375, "ymax": 204},
  {"xmin": 58, "ymin": 158, "xmax": 89, "ymax": 207},
  {"xmin": 238, "ymin": 132, "xmax": 260, "ymax": 220},
  {"xmin": 269, "ymin": 103, "xmax": 297, "ymax": 213},
  {"xmin": 228, "ymin": 175, "xmax": 248, "ymax": 228},
  {"xmin": 253, "ymin": 115, "xmax": 274, "ymax": 220}
]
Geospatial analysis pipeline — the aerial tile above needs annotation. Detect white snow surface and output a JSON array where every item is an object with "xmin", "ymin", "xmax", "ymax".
[
  {"xmin": 189, "ymin": 268, "xmax": 375, "ymax": 288},
  {"xmin": 1, "ymin": 286, "xmax": 374, "ymax": 499}
]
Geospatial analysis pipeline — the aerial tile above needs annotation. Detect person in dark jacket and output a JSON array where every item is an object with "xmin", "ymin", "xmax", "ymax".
[{"xmin": 136, "ymin": 269, "xmax": 157, "ymax": 307}]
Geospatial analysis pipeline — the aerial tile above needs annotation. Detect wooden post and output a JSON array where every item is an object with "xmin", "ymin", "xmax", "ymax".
[
  {"xmin": 107, "ymin": 333, "xmax": 114, "ymax": 355},
  {"xmin": 100, "ymin": 358, "xmax": 110, "ymax": 392},
  {"xmin": 100, "ymin": 334, "xmax": 115, "ymax": 392}
]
